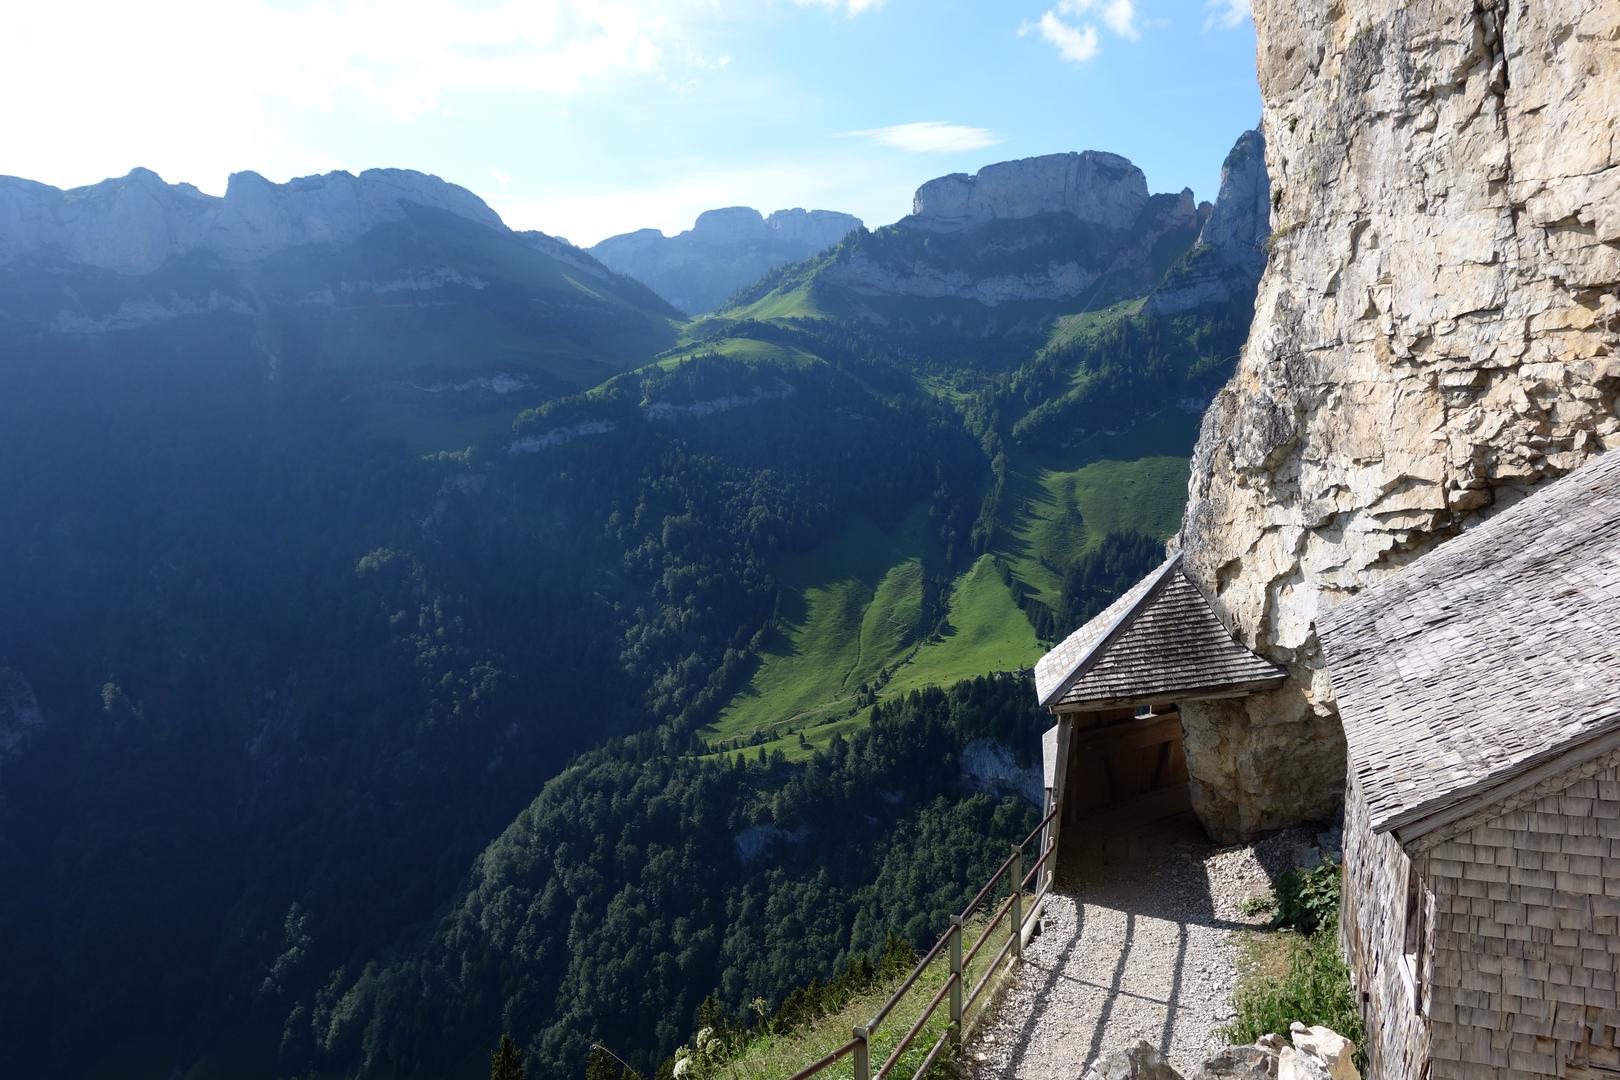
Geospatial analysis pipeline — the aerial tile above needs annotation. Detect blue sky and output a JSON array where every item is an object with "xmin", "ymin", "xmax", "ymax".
[{"xmin": 2, "ymin": 0, "xmax": 1259, "ymax": 246}]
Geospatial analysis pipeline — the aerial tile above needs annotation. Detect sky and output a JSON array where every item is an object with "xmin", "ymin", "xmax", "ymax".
[{"xmin": 0, "ymin": 0, "xmax": 1260, "ymax": 247}]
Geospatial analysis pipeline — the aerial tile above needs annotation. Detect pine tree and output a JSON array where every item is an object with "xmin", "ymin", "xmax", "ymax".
[{"xmin": 490, "ymin": 1033, "xmax": 526, "ymax": 1080}]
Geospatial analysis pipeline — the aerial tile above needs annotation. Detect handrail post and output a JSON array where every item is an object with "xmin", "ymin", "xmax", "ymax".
[
  {"xmin": 948, "ymin": 916, "xmax": 964, "ymax": 1045},
  {"xmin": 853, "ymin": 1025, "xmax": 870, "ymax": 1080},
  {"xmin": 1010, "ymin": 845, "xmax": 1024, "ymax": 961}
]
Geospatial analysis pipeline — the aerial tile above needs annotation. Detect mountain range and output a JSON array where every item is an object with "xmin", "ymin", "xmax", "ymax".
[
  {"xmin": 0, "ymin": 130, "xmax": 1266, "ymax": 1079},
  {"xmin": 591, "ymin": 205, "xmax": 863, "ymax": 315}
]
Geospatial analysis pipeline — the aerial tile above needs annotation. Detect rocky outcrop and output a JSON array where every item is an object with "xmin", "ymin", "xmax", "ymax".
[
  {"xmin": 1086, "ymin": 1027, "xmax": 1359, "ymax": 1080},
  {"xmin": 813, "ymin": 135, "xmax": 1263, "ymax": 317},
  {"xmin": 590, "ymin": 205, "xmax": 862, "ymax": 314},
  {"xmin": 1149, "ymin": 129, "xmax": 1271, "ymax": 316},
  {"xmin": 907, "ymin": 151, "xmax": 1149, "ymax": 232},
  {"xmin": 0, "ymin": 167, "xmax": 506, "ymax": 274},
  {"xmin": 1176, "ymin": 1, "xmax": 1620, "ymax": 839}
]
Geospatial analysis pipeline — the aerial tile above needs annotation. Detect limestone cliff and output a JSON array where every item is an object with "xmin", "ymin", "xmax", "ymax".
[
  {"xmin": 0, "ymin": 167, "xmax": 507, "ymax": 274},
  {"xmin": 907, "ymin": 150, "xmax": 1149, "ymax": 232},
  {"xmin": 1176, "ymin": 0, "xmax": 1620, "ymax": 840},
  {"xmin": 590, "ymin": 205, "xmax": 862, "ymax": 314}
]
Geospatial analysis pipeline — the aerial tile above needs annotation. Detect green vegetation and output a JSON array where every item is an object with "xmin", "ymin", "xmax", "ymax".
[
  {"xmin": 1227, "ymin": 864, "xmax": 1364, "ymax": 1070},
  {"xmin": 676, "ymin": 912, "xmax": 1008, "ymax": 1080},
  {"xmin": 1273, "ymin": 862, "xmax": 1344, "ymax": 935},
  {"xmin": 491, "ymin": 1035, "xmax": 527, "ymax": 1080},
  {"xmin": 885, "ymin": 556, "xmax": 1041, "ymax": 696},
  {"xmin": 1225, "ymin": 923, "xmax": 1365, "ymax": 1066},
  {"xmin": 0, "ymin": 160, "xmax": 1267, "ymax": 1080}
]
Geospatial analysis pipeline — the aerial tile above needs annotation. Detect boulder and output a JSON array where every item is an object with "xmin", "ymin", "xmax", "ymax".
[
  {"xmin": 1277, "ymin": 1047, "xmax": 1331, "ymax": 1080},
  {"xmin": 1084, "ymin": 1040, "xmax": 1186, "ymax": 1080},
  {"xmin": 1194, "ymin": 1044, "xmax": 1278, "ymax": 1079},
  {"xmin": 1289, "ymin": 1023, "xmax": 1358, "ymax": 1080}
]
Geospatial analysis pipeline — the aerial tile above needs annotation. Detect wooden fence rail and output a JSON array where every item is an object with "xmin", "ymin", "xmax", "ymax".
[{"xmin": 786, "ymin": 803, "xmax": 1059, "ymax": 1080}]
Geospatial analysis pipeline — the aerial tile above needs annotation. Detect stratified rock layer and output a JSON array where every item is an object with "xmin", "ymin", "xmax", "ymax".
[
  {"xmin": 1177, "ymin": 0, "xmax": 1620, "ymax": 839},
  {"xmin": 909, "ymin": 151, "xmax": 1149, "ymax": 232}
]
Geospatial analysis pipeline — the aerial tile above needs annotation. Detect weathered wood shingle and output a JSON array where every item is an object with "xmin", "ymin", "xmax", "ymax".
[
  {"xmin": 1318, "ymin": 450, "xmax": 1620, "ymax": 835},
  {"xmin": 1033, "ymin": 553, "xmax": 1286, "ymax": 710}
]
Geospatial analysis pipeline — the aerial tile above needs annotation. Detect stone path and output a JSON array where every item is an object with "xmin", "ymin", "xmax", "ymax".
[{"xmin": 965, "ymin": 818, "xmax": 1320, "ymax": 1079}]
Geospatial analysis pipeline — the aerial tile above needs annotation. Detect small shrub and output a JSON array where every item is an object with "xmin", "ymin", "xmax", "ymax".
[
  {"xmin": 1224, "ymin": 921, "xmax": 1365, "ymax": 1068},
  {"xmin": 1273, "ymin": 862, "xmax": 1340, "ymax": 935},
  {"xmin": 1239, "ymin": 894, "xmax": 1274, "ymax": 917}
]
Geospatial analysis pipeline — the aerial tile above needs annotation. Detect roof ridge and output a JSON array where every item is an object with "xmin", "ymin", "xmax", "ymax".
[{"xmin": 1038, "ymin": 552, "xmax": 1183, "ymax": 708}]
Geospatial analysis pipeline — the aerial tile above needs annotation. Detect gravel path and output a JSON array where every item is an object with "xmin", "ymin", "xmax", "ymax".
[{"xmin": 965, "ymin": 818, "xmax": 1321, "ymax": 1079}]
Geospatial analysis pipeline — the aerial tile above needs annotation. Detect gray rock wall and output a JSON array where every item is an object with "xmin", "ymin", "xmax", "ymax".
[
  {"xmin": 908, "ymin": 151, "xmax": 1148, "ymax": 232},
  {"xmin": 1177, "ymin": 0, "xmax": 1620, "ymax": 838}
]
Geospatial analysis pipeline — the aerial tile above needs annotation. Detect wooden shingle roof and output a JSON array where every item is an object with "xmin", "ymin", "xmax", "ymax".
[
  {"xmin": 1318, "ymin": 450, "xmax": 1620, "ymax": 836},
  {"xmin": 1033, "ymin": 553, "xmax": 1286, "ymax": 710}
]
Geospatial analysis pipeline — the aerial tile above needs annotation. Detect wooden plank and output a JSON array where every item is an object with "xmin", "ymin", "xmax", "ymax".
[{"xmin": 1068, "ymin": 713, "xmax": 1182, "ymax": 755}]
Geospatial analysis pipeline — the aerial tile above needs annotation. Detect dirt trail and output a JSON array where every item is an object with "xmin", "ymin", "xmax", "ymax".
[{"xmin": 965, "ymin": 819, "xmax": 1316, "ymax": 1078}]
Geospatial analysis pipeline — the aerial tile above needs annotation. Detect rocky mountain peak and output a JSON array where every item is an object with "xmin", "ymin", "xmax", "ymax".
[
  {"xmin": 690, "ymin": 206, "xmax": 770, "ymax": 243},
  {"xmin": 590, "ymin": 204, "xmax": 865, "ymax": 315},
  {"xmin": 1195, "ymin": 127, "xmax": 1269, "ymax": 273},
  {"xmin": 0, "ymin": 166, "xmax": 507, "ymax": 274},
  {"xmin": 906, "ymin": 150, "xmax": 1150, "ymax": 232}
]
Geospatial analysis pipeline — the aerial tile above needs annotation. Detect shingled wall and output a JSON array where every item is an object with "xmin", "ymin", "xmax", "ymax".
[
  {"xmin": 1350, "ymin": 755, "xmax": 1620, "ymax": 1080},
  {"xmin": 1341, "ymin": 775, "xmax": 1430, "ymax": 1080}
]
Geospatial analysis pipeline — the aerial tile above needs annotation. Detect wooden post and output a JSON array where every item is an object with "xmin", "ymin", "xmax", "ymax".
[
  {"xmin": 1010, "ymin": 845, "xmax": 1023, "ymax": 961},
  {"xmin": 1044, "ymin": 714, "xmax": 1074, "ymax": 891},
  {"xmin": 948, "ymin": 916, "xmax": 964, "ymax": 1044},
  {"xmin": 852, "ymin": 1025, "xmax": 870, "ymax": 1080}
]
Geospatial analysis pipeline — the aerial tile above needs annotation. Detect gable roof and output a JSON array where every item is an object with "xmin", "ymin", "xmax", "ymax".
[
  {"xmin": 1317, "ymin": 450, "xmax": 1620, "ymax": 837},
  {"xmin": 1033, "ymin": 552, "xmax": 1286, "ymax": 710}
]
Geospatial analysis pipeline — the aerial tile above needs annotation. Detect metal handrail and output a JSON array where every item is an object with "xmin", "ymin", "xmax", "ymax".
[
  {"xmin": 867, "ymin": 923, "xmax": 954, "ymax": 1031},
  {"xmin": 962, "ymin": 891, "xmax": 1015, "ymax": 969},
  {"xmin": 874, "ymin": 972, "xmax": 957, "ymax": 1078},
  {"xmin": 908, "ymin": 1028, "xmax": 953, "ymax": 1080},
  {"xmin": 958, "ymin": 848, "xmax": 1018, "ymax": 922},
  {"xmin": 784, "ymin": 802, "xmax": 1057, "ymax": 1080},
  {"xmin": 784, "ymin": 1037, "xmax": 862, "ymax": 1080},
  {"xmin": 965, "ymin": 929, "xmax": 1019, "ymax": 1014}
]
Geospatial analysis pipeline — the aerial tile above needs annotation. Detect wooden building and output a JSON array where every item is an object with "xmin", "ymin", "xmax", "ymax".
[
  {"xmin": 1034, "ymin": 553, "xmax": 1286, "ymax": 869},
  {"xmin": 1318, "ymin": 450, "xmax": 1620, "ymax": 1080}
]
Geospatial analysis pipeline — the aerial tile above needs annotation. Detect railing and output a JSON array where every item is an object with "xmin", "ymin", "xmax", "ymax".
[{"xmin": 787, "ymin": 803, "xmax": 1059, "ymax": 1080}]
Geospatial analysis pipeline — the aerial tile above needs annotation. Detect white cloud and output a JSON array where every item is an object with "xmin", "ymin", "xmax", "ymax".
[
  {"xmin": 843, "ymin": 121, "xmax": 1002, "ymax": 154},
  {"xmin": 0, "ymin": 0, "xmax": 713, "ymax": 192},
  {"xmin": 1021, "ymin": 11, "xmax": 1101, "ymax": 64},
  {"xmin": 488, "ymin": 168, "xmax": 514, "ymax": 185},
  {"xmin": 1204, "ymin": 0, "xmax": 1252, "ymax": 30},
  {"xmin": 1059, "ymin": 0, "xmax": 1137, "ymax": 40},
  {"xmin": 791, "ymin": 0, "xmax": 886, "ymax": 16}
]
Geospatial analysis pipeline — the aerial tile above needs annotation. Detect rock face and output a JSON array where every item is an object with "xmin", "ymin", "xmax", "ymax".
[
  {"xmin": 1176, "ymin": 1, "xmax": 1620, "ymax": 839},
  {"xmin": 0, "ymin": 167, "xmax": 506, "ymax": 274},
  {"xmin": 809, "ymin": 135, "xmax": 1264, "ymax": 317},
  {"xmin": 590, "ymin": 205, "xmax": 862, "ymax": 314},
  {"xmin": 908, "ymin": 150, "xmax": 1149, "ymax": 232},
  {"xmin": 1149, "ymin": 129, "xmax": 1271, "ymax": 316}
]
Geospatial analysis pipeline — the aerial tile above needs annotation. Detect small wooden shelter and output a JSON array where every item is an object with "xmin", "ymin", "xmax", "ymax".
[
  {"xmin": 1319, "ymin": 450, "xmax": 1620, "ymax": 1080},
  {"xmin": 1034, "ymin": 553, "xmax": 1285, "ymax": 868}
]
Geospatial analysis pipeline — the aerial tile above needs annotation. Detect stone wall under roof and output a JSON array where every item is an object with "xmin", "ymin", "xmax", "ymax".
[{"xmin": 1175, "ymin": 0, "xmax": 1620, "ymax": 836}]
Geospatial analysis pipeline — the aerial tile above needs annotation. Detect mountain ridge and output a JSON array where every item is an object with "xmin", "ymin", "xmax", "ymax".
[{"xmin": 591, "ymin": 204, "xmax": 863, "ymax": 315}]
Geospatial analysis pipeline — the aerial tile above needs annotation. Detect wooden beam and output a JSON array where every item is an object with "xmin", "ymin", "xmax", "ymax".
[
  {"xmin": 1067, "ymin": 713, "xmax": 1182, "ymax": 755},
  {"xmin": 1044, "ymin": 714, "xmax": 1074, "ymax": 888}
]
